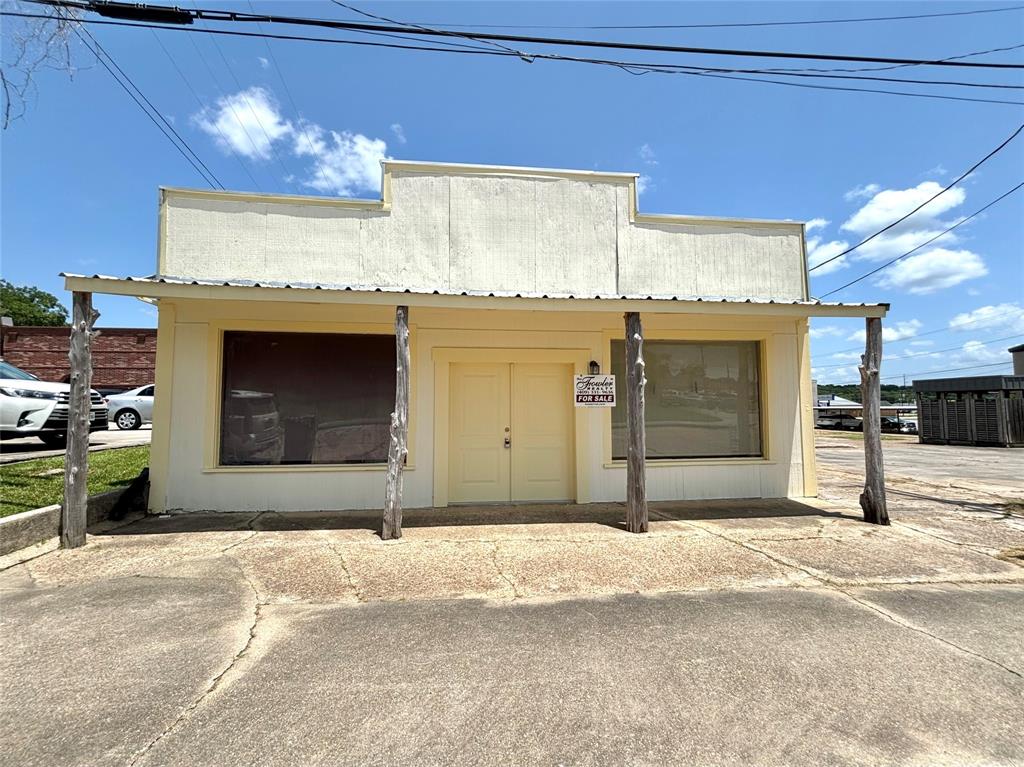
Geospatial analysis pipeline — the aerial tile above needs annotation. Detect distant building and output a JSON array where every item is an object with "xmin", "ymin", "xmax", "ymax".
[
  {"xmin": 0, "ymin": 326, "xmax": 156, "ymax": 393},
  {"xmin": 914, "ymin": 375, "xmax": 1024, "ymax": 447},
  {"xmin": 1011, "ymin": 343, "xmax": 1024, "ymax": 376}
]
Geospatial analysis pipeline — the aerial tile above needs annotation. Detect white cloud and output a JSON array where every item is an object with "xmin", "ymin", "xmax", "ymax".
[
  {"xmin": 923, "ymin": 164, "xmax": 948, "ymax": 177},
  {"xmin": 844, "ymin": 183, "xmax": 880, "ymax": 202},
  {"xmin": 637, "ymin": 174, "xmax": 651, "ymax": 194},
  {"xmin": 390, "ymin": 123, "xmax": 406, "ymax": 144},
  {"xmin": 959, "ymin": 339, "xmax": 1008, "ymax": 363},
  {"xmin": 193, "ymin": 87, "xmax": 390, "ymax": 196},
  {"xmin": 806, "ymin": 237, "xmax": 850, "ymax": 276},
  {"xmin": 257, "ymin": 56, "xmax": 270, "ymax": 70},
  {"xmin": 639, "ymin": 143, "xmax": 657, "ymax": 165},
  {"xmin": 814, "ymin": 365, "xmax": 857, "ymax": 384},
  {"xmin": 193, "ymin": 86, "xmax": 293, "ymax": 160},
  {"xmin": 875, "ymin": 248, "xmax": 988, "ymax": 294},
  {"xmin": 841, "ymin": 181, "xmax": 966, "ymax": 236},
  {"xmin": 295, "ymin": 124, "xmax": 387, "ymax": 196},
  {"xmin": 809, "ymin": 323, "xmax": 844, "ymax": 339},
  {"xmin": 848, "ymin": 319, "xmax": 922, "ymax": 343},
  {"xmin": 805, "ymin": 217, "xmax": 829, "ymax": 233},
  {"xmin": 949, "ymin": 303, "xmax": 1024, "ymax": 334},
  {"xmin": 825, "ymin": 179, "xmax": 991, "ymax": 297}
]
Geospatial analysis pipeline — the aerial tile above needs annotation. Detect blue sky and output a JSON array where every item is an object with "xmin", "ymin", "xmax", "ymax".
[{"xmin": 2, "ymin": 1, "xmax": 1022, "ymax": 384}]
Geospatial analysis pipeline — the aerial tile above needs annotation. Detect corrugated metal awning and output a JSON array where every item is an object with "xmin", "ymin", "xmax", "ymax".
[{"xmin": 60, "ymin": 273, "xmax": 889, "ymax": 318}]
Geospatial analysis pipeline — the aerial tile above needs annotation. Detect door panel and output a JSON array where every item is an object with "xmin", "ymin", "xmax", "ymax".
[
  {"xmin": 448, "ymin": 363, "xmax": 511, "ymax": 503},
  {"xmin": 511, "ymin": 363, "xmax": 574, "ymax": 502}
]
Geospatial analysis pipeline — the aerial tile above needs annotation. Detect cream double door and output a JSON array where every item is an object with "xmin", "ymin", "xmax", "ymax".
[{"xmin": 449, "ymin": 362, "xmax": 574, "ymax": 504}]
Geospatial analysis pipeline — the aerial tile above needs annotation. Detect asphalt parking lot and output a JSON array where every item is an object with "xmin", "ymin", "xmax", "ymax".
[{"xmin": 815, "ymin": 432, "xmax": 1024, "ymax": 493}]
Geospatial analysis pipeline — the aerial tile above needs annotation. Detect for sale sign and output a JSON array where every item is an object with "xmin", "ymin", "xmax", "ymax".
[{"xmin": 574, "ymin": 374, "xmax": 616, "ymax": 407}]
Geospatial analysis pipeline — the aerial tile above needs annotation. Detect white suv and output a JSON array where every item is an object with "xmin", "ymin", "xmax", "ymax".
[{"xmin": 0, "ymin": 361, "xmax": 109, "ymax": 447}]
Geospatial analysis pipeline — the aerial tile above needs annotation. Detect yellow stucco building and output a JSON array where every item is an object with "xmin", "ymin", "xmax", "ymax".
[{"xmin": 64, "ymin": 161, "xmax": 887, "ymax": 515}]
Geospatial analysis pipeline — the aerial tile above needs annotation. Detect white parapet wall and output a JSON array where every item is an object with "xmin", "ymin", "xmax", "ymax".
[{"xmin": 159, "ymin": 161, "xmax": 808, "ymax": 302}]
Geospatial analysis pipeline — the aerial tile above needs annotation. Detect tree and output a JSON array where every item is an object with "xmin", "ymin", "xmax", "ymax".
[
  {"xmin": 0, "ymin": 280, "xmax": 68, "ymax": 326},
  {"xmin": 1, "ymin": 2, "xmax": 90, "ymax": 129}
]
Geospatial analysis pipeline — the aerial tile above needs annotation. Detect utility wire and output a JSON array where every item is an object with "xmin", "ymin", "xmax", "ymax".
[
  {"xmin": 24, "ymin": 1, "xmax": 1024, "ymax": 69},
  {"xmin": 819, "ymin": 313, "xmax": 1024, "ymax": 359},
  {"xmin": 809, "ymin": 122, "xmax": 1024, "ymax": 272},
  {"xmin": 818, "ymin": 181, "xmax": 1024, "ymax": 297},
  {"xmin": 751, "ymin": 43, "xmax": 1024, "ymax": 74},
  {"xmin": 190, "ymin": 7, "xmax": 298, "ymax": 191},
  {"xmin": 60, "ymin": 12, "xmax": 222, "ymax": 187},
  {"xmin": 245, "ymin": 0, "xmax": 331, "ymax": 191},
  {"xmin": 375, "ymin": 5, "xmax": 1024, "ymax": 31},
  {"xmin": 328, "ymin": 0, "xmax": 1024, "ymax": 92},
  {"xmin": 813, "ymin": 333, "xmax": 1024, "ymax": 371},
  {"xmin": 880, "ymin": 361, "xmax": 1012, "ymax": 380},
  {"xmin": 4, "ymin": 11, "xmax": 1022, "ymax": 108},
  {"xmin": 178, "ymin": 16, "xmax": 271, "ymax": 191},
  {"xmin": 330, "ymin": 0, "xmax": 534, "ymax": 60},
  {"xmin": 149, "ymin": 28, "xmax": 263, "ymax": 190}
]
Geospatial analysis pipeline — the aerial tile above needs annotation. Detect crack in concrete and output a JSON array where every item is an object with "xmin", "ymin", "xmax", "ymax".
[
  {"xmin": 683, "ymin": 520, "xmax": 830, "ymax": 587},
  {"xmin": 834, "ymin": 587, "xmax": 1024, "ymax": 681},
  {"xmin": 128, "ymin": 562, "xmax": 265, "ymax": 766},
  {"xmin": 687, "ymin": 520, "xmax": 1024, "ymax": 682},
  {"xmin": 276, "ymin": 512, "xmax": 364, "ymax": 601},
  {"xmin": 220, "ymin": 530, "xmax": 259, "ymax": 554},
  {"xmin": 490, "ymin": 542, "xmax": 521, "ymax": 599},
  {"xmin": 893, "ymin": 520, "xmax": 1003, "ymax": 557}
]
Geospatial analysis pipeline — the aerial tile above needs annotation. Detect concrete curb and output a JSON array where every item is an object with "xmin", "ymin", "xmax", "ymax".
[{"xmin": 0, "ymin": 487, "xmax": 129, "ymax": 557}]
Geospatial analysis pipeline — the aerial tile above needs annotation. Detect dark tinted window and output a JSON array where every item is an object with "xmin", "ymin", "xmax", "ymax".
[
  {"xmin": 611, "ymin": 339, "xmax": 762, "ymax": 459},
  {"xmin": 220, "ymin": 331, "xmax": 394, "ymax": 466}
]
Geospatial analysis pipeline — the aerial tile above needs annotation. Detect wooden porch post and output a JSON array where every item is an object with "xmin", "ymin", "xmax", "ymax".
[
  {"xmin": 624, "ymin": 312, "xmax": 648, "ymax": 533},
  {"xmin": 859, "ymin": 316, "xmax": 889, "ymax": 525},
  {"xmin": 62, "ymin": 291, "xmax": 99, "ymax": 548},
  {"xmin": 382, "ymin": 305, "xmax": 410, "ymax": 540}
]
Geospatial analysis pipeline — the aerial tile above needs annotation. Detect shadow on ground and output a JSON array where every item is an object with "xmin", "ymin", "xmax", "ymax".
[{"xmin": 96, "ymin": 498, "xmax": 862, "ymax": 538}]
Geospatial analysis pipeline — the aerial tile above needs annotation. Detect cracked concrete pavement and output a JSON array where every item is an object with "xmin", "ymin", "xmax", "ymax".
[{"xmin": 1, "ymin": 444, "xmax": 1023, "ymax": 766}]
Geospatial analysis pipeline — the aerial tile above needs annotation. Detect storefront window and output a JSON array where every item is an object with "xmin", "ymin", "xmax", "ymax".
[
  {"xmin": 220, "ymin": 331, "xmax": 395, "ymax": 465},
  {"xmin": 610, "ymin": 340, "xmax": 762, "ymax": 459}
]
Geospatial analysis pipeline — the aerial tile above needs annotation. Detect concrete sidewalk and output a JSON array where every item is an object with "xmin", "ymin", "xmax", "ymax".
[{"xmin": 2, "ymin": 491, "xmax": 1023, "ymax": 766}]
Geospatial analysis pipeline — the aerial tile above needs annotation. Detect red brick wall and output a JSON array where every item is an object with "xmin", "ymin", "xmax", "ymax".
[{"xmin": 1, "ymin": 326, "xmax": 157, "ymax": 391}]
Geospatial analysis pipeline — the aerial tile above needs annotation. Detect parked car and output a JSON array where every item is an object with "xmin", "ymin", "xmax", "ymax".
[
  {"xmin": 0, "ymin": 360, "xmax": 108, "ymax": 447},
  {"xmin": 879, "ymin": 417, "xmax": 905, "ymax": 434},
  {"xmin": 106, "ymin": 384, "xmax": 155, "ymax": 430},
  {"xmin": 815, "ymin": 413, "xmax": 862, "ymax": 431}
]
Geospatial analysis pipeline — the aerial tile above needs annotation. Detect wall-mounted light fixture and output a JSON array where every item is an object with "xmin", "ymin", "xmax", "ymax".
[{"xmin": 588, "ymin": 360, "xmax": 600, "ymax": 375}]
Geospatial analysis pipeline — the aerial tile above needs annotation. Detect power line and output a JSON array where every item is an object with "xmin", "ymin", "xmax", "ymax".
[
  {"xmin": 752, "ymin": 43, "xmax": 1024, "ymax": 74},
  {"xmin": 190, "ymin": 8, "xmax": 298, "ymax": 191},
  {"xmin": 174, "ymin": 11, "xmax": 272, "ymax": 192},
  {"xmin": 819, "ymin": 181, "xmax": 1024, "ymax": 297},
  {"xmin": 26, "ymin": 1, "xmax": 1024, "ymax": 69},
  {"xmin": 149, "ymin": 28, "xmax": 263, "ymax": 191},
  {"xmin": 61, "ymin": 12, "xmax": 222, "ymax": 187},
  {"xmin": 818, "ymin": 313, "xmax": 1024, "ymax": 359},
  {"xmin": 245, "ymin": 0, "xmax": 331, "ymax": 191},
  {"xmin": 809, "ymin": 122, "xmax": 1024, "ymax": 272},
  {"xmin": 5, "ymin": 11, "xmax": 1023, "ymax": 109},
  {"xmin": 330, "ymin": 0, "xmax": 531, "ymax": 60},
  {"xmin": 880, "ymin": 361, "xmax": 1012, "ymax": 380},
  {"xmin": 813, "ymin": 333, "xmax": 1024, "ymax": 371},
  {"xmin": 373, "ymin": 5, "xmax": 1024, "ymax": 31}
]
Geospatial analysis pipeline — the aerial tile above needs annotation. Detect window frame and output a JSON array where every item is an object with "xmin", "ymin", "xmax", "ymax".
[
  {"xmin": 601, "ymin": 328, "xmax": 772, "ymax": 467},
  {"xmin": 203, "ymin": 320, "xmax": 415, "ymax": 473}
]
